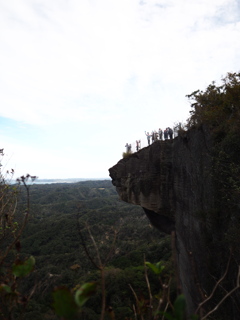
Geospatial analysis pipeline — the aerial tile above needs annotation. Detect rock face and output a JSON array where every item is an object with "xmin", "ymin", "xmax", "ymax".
[{"xmin": 109, "ymin": 126, "xmax": 240, "ymax": 319}]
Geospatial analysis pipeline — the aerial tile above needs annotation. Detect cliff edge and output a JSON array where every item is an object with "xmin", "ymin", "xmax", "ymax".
[{"xmin": 109, "ymin": 126, "xmax": 240, "ymax": 319}]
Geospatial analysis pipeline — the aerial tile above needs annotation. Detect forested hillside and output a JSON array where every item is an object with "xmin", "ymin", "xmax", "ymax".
[{"xmin": 14, "ymin": 180, "xmax": 173, "ymax": 319}]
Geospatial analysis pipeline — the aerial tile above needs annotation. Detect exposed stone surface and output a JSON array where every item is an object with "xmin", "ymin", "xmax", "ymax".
[
  {"xmin": 110, "ymin": 138, "xmax": 175, "ymax": 234},
  {"xmin": 109, "ymin": 126, "xmax": 240, "ymax": 319}
]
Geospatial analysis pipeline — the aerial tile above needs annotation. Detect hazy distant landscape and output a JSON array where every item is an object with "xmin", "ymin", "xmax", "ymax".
[{"xmin": 33, "ymin": 177, "xmax": 111, "ymax": 184}]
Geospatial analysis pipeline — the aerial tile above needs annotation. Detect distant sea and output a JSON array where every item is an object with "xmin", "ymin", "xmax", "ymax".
[{"xmin": 33, "ymin": 178, "xmax": 110, "ymax": 184}]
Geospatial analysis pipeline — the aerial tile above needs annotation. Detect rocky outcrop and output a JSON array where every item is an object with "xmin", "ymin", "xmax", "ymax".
[
  {"xmin": 109, "ymin": 126, "xmax": 240, "ymax": 319},
  {"xmin": 110, "ymin": 138, "xmax": 175, "ymax": 234}
]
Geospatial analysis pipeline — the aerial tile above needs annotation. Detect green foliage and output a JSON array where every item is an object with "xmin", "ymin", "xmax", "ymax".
[
  {"xmin": 161, "ymin": 295, "xmax": 186, "ymax": 320},
  {"xmin": 186, "ymin": 72, "xmax": 240, "ymax": 131},
  {"xmin": 161, "ymin": 295, "xmax": 198, "ymax": 320},
  {"xmin": 0, "ymin": 172, "xmax": 37, "ymax": 319},
  {"xmin": 74, "ymin": 282, "xmax": 97, "ymax": 307},
  {"xmin": 12, "ymin": 256, "xmax": 35, "ymax": 277},
  {"xmin": 145, "ymin": 260, "xmax": 165, "ymax": 275},
  {"xmin": 0, "ymin": 284, "xmax": 12, "ymax": 293},
  {"xmin": 172, "ymin": 295, "xmax": 186, "ymax": 320},
  {"xmin": 52, "ymin": 286, "xmax": 78, "ymax": 319}
]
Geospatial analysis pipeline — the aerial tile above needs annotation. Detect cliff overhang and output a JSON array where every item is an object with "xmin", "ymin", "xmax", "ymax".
[{"xmin": 109, "ymin": 126, "xmax": 240, "ymax": 318}]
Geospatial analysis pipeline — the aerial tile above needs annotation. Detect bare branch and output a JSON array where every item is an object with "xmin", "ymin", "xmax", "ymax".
[
  {"xmin": 201, "ymin": 266, "xmax": 240, "ymax": 320},
  {"xmin": 195, "ymin": 250, "xmax": 232, "ymax": 315},
  {"xmin": 129, "ymin": 283, "xmax": 144, "ymax": 320},
  {"xmin": 86, "ymin": 223, "xmax": 103, "ymax": 269},
  {"xmin": 132, "ymin": 304, "xmax": 138, "ymax": 320},
  {"xmin": 0, "ymin": 177, "xmax": 31, "ymax": 265},
  {"xmin": 144, "ymin": 254, "xmax": 153, "ymax": 318},
  {"xmin": 76, "ymin": 211, "xmax": 100, "ymax": 270},
  {"xmin": 103, "ymin": 228, "xmax": 119, "ymax": 267}
]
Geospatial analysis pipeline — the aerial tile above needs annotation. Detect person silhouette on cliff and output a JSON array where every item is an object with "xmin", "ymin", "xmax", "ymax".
[
  {"xmin": 145, "ymin": 131, "xmax": 151, "ymax": 145},
  {"xmin": 168, "ymin": 127, "xmax": 173, "ymax": 139},
  {"xmin": 158, "ymin": 128, "xmax": 163, "ymax": 140},
  {"xmin": 164, "ymin": 128, "xmax": 168, "ymax": 140},
  {"xmin": 136, "ymin": 140, "xmax": 141, "ymax": 151}
]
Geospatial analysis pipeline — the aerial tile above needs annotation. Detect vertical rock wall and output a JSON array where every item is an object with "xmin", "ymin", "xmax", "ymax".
[{"xmin": 109, "ymin": 126, "xmax": 240, "ymax": 319}]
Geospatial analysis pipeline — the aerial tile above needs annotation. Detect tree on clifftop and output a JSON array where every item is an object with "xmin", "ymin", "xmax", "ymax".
[
  {"xmin": 186, "ymin": 72, "xmax": 240, "ymax": 134},
  {"xmin": 186, "ymin": 72, "xmax": 240, "ymax": 208}
]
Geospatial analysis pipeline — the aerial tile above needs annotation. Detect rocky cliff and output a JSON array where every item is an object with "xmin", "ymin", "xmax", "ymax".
[{"xmin": 109, "ymin": 126, "xmax": 240, "ymax": 319}]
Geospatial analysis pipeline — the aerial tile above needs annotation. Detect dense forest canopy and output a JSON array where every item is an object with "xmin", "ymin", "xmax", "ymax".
[{"xmin": 1, "ymin": 179, "xmax": 172, "ymax": 319}]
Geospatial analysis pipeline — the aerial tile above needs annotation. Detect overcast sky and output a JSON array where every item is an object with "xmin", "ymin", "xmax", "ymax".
[{"xmin": 0, "ymin": 0, "xmax": 239, "ymax": 180}]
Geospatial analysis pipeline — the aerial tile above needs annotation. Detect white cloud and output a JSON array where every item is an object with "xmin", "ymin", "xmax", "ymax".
[{"xmin": 0, "ymin": 0, "xmax": 239, "ymax": 178}]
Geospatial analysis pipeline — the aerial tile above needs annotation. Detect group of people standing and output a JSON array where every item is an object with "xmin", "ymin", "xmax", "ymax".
[
  {"xmin": 125, "ymin": 140, "xmax": 141, "ymax": 153},
  {"xmin": 125, "ymin": 127, "xmax": 174, "ymax": 153},
  {"xmin": 145, "ymin": 127, "xmax": 173, "ymax": 146}
]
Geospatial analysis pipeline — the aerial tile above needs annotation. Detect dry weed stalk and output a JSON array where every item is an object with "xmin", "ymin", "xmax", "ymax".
[{"xmin": 77, "ymin": 207, "xmax": 119, "ymax": 320}]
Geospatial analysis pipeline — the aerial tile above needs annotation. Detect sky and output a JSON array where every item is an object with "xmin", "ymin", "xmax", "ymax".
[{"xmin": 0, "ymin": 0, "xmax": 240, "ymax": 180}]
